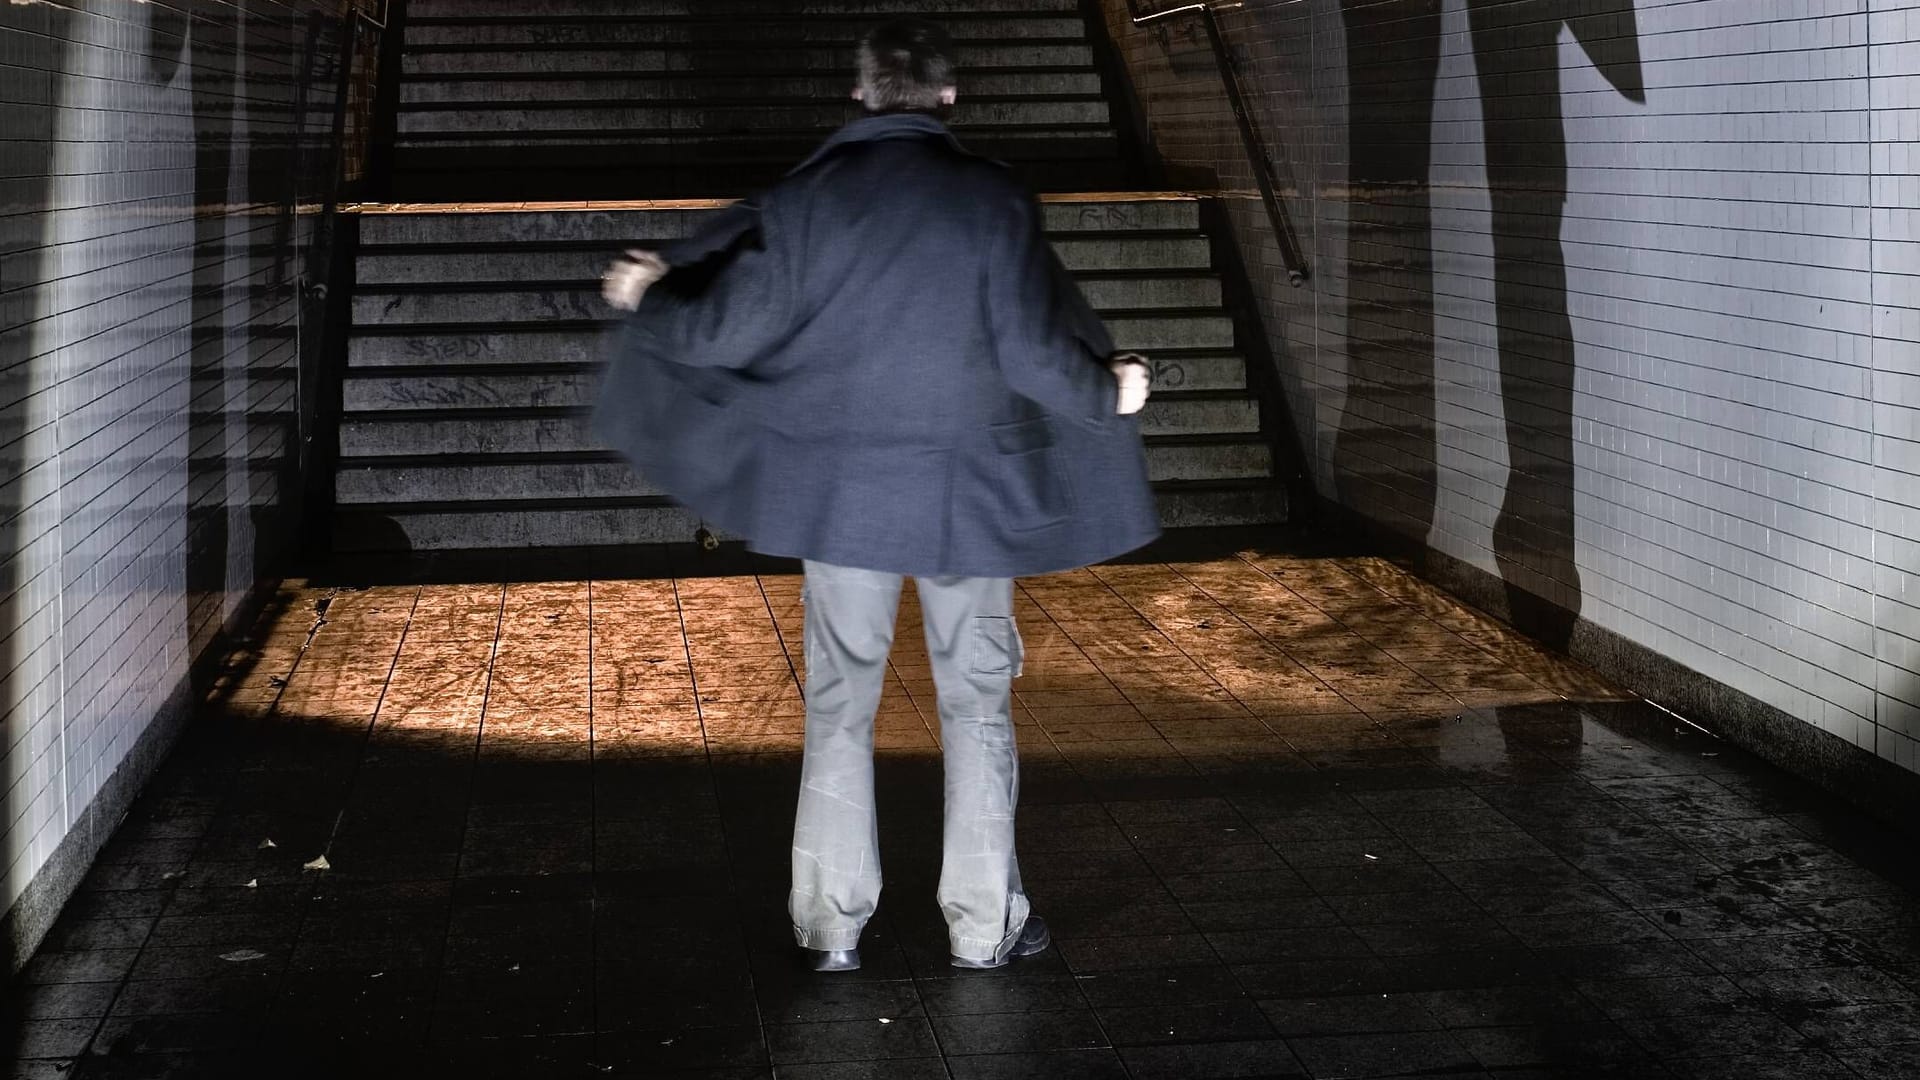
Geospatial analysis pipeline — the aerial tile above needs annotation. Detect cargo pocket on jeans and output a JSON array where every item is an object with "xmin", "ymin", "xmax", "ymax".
[{"xmin": 971, "ymin": 616, "xmax": 1021, "ymax": 677}]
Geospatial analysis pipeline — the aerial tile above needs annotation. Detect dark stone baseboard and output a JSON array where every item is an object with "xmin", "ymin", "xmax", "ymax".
[
  {"xmin": 2, "ymin": 677, "xmax": 193, "ymax": 976},
  {"xmin": 1320, "ymin": 497, "xmax": 1920, "ymax": 838},
  {"xmin": 3, "ymin": 576, "xmax": 285, "ymax": 976}
]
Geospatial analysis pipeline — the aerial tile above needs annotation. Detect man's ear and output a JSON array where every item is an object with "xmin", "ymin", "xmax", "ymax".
[{"xmin": 939, "ymin": 86, "xmax": 957, "ymax": 106}]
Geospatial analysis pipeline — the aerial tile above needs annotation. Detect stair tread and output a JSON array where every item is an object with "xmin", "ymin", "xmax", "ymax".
[
  {"xmin": 342, "ymin": 475, "xmax": 1277, "ymax": 513},
  {"xmin": 338, "ymin": 428, "xmax": 1273, "ymax": 468}
]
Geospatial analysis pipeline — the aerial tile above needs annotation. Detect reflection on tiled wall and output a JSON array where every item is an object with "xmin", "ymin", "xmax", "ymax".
[
  {"xmin": 1102, "ymin": 0, "xmax": 1920, "ymax": 778},
  {"xmin": 1, "ymin": 0, "xmax": 350, "ymax": 940}
]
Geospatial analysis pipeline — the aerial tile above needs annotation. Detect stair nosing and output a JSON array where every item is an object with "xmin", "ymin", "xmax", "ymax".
[
  {"xmin": 341, "ymin": 475, "xmax": 1279, "ymax": 516},
  {"xmin": 341, "ymin": 390, "xmax": 1257, "ymax": 424},
  {"xmin": 400, "ymin": 93, "xmax": 1108, "ymax": 110},
  {"xmin": 398, "ymin": 64, "xmax": 1105, "ymax": 82}
]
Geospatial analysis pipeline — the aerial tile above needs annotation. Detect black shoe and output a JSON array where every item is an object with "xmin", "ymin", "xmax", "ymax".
[
  {"xmin": 950, "ymin": 916, "xmax": 1050, "ymax": 970},
  {"xmin": 805, "ymin": 948, "xmax": 860, "ymax": 972}
]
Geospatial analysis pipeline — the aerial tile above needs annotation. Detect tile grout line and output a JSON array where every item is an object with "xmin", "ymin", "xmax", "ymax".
[
  {"xmin": 258, "ymin": 587, "xmax": 426, "ymax": 1054},
  {"xmin": 675, "ymin": 576, "xmax": 778, "ymax": 1074},
  {"xmin": 80, "ymin": 589, "xmax": 353, "ymax": 1059},
  {"xmin": 1071, "ymin": 562, "xmax": 1292, "ymax": 1053},
  {"xmin": 585, "ymin": 577, "xmax": 601, "ymax": 1048},
  {"xmin": 418, "ymin": 583, "xmax": 506, "ymax": 1049},
  {"xmin": 1007, "ymin": 578, "xmax": 1141, "ymax": 1075},
  {"xmin": 1209, "ymin": 558, "xmax": 1793, "ymax": 1059}
]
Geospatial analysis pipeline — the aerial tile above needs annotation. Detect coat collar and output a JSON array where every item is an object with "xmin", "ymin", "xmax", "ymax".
[{"xmin": 787, "ymin": 112, "xmax": 972, "ymax": 176}]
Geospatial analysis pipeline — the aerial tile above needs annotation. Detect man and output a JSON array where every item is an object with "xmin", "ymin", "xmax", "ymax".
[{"xmin": 596, "ymin": 20, "xmax": 1159, "ymax": 972}]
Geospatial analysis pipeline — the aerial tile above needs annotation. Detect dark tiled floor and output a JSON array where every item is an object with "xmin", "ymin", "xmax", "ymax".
[{"xmin": 9, "ymin": 553, "xmax": 1920, "ymax": 1078}]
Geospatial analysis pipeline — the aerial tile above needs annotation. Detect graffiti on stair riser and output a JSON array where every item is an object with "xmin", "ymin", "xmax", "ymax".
[
  {"xmin": 1075, "ymin": 204, "xmax": 1142, "ymax": 230},
  {"xmin": 406, "ymin": 336, "xmax": 498, "ymax": 360},
  {"xmin": 1331, "ymin": 0, "xmax": 1645, "ymax": 650}
]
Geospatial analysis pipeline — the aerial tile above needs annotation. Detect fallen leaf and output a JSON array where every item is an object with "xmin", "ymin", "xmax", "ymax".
[
  {"xmin": 877, "ymin": 1018, "xmax": 892, "ymax": 1025},
  {"xmin": 259, "ymin": 838, "xmax": 277, "ymax": 850},
  {"xmin": 303, "ymin": 855, "xmax": 331, "ymax": 871},
  {"xmin": 1363, "ymin": 854, "xmax": 1379, "ymax": 861},
  {"xmin": 244, "ymin": 879, "xmax": 258, "ymax": 889},
  {"xmin": 220, "ymin": 949, "xmax": 267, "ymax": 963},
  {"xmin": 161, "ymin": 870, "xmax": 185, "ymax": 881}
]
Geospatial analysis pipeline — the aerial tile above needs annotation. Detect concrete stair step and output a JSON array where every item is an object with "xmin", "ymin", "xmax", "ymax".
[
  {"xmin": 1153, "ymin": 481, "xmax": 1288, "ymax": 530},
  {"xmin": 404, "ymin": 16, "xmax": 1091, "ymax": 47},
  {"xmin": 336, "ymin": 395, "xmax": 1260, "ymax": 457},
  {"xmin": 350, "ymin": 241, "xmax": 1208, "ymax": 308},
  {"xmin": 345, "ymin": 312, "xmax": 1236, "ymax": 369},
  {"xmin": 386, "ymin": 156, "xmax": 1129, "ymax": 199},
  {"xmin": 407, "ymin": 0, "xmax": 1083, "ymax": 16},
  {"xmin": 352, "ymin": 245, "xmax": 1217, "ymax": 303},
  {"xmin": 350, "ymin": 264, "xmax": 1216, "ymax": 326},
  {"xmin": 395, "ymin": 99, "xmax": 1110, "ymax": 135},
  {"xmin": 342, "ymin": 307, "xmax": 1238, "ymax": 368},
  {"xmin": 339, "ymin": 352, "xmax": 1246, "ymax": 411},
  {"xmin": 1097, "ymin": 313, "xmax": 1236, "ymax": 352},
  {"xmin": 402, "ymin": 41, "xmax": 1093, "ymax": 76},
  {"xmin": 350, "ymin": 201, "xmax": 1200, "ymax": 247},
  {"xmin": 333, "ymin": 477, "xmax": 1284, "ymax": 552},
  {"xmin": 334, "ymin": 437, "xmax": 1271, "ymax": 504},
  {"xmin": 400, "ymin": 71, "xmax": 1104, "ymax": 105},
  {"xmin": 392, "ymin": 125, "xmax": 1116, "ymax": 150}
]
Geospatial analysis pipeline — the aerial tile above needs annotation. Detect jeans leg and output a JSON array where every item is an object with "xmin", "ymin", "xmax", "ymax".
[
  {"xmin": 918, "ymin": 573, "xmax": 1029, "ymax": 964},
  {"xmin": 789, "ymin": 561, "xmax": 902, "ymax": 950}
]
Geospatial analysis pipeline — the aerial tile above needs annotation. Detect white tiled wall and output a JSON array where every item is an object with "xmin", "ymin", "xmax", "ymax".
[
  {"xmin": 1, "ymin": 1, "xmax": 343, "ymax": 921},
  {"xmin": 1105, "ymin": 0, "xmax": 1920, "ymax": 775}
]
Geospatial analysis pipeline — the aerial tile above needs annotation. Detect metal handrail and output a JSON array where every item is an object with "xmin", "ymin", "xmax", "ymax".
[{"xmin": 1128, "ymin": 1, "xmax": 1309, "ymax": 286}]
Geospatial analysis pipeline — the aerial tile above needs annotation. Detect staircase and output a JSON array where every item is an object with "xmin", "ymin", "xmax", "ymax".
[
  {"xmin": 334, "ymin": 198, "xmax": 1285, "ymax": 552},
  {"xmin": 390, "ymin": 0, "xmax": 1133, "ymax": 199},
  {"xmin": 327, "ymin": 0, "xmax": 1292, "ymax": 556}
]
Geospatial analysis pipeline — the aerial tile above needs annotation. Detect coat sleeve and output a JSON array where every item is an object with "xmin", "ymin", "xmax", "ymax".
[
  {"xmin": 984, "ymin": 194, "xmax": 1119, "ymax": 425},
  {"xmin": 629, "ymin": 200, "xmax": 796, "ymax": 370}
]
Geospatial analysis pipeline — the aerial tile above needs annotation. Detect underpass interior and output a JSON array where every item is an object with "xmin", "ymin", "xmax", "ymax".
[{"xmin": 6, "ymin": 1, "xmax": 1920, "ymax": 1077}]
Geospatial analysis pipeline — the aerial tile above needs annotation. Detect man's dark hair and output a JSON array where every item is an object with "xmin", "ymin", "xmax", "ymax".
[{"xmin": 856, "ymin": 20, "xmax": 956, "ymax": 112}]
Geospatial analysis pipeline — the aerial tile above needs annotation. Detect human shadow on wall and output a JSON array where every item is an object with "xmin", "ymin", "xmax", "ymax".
[
  {"xmin": 1333, "ymin": 0, "xmax": 1645, "ymax": 650},
  {"xmin": 184, "ymin": 5, "xmax": 328, "ymax": 667}
]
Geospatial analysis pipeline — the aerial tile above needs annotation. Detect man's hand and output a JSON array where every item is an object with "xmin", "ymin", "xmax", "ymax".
[
  {"xmin": 602, "ymin": 249, "xmax": 668, "ymax": 312},
  {"xmin": 1110, "ymin": 353, "xmax": 1151, "ymax": 416}
]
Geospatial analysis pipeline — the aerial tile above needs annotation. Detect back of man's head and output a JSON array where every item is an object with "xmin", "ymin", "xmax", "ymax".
[{"xmin": 855, "ymin": 20, "xmax": 956, "ymax": 112}]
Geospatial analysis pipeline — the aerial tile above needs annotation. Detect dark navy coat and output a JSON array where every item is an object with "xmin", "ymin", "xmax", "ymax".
[{"xmin": 593, "ymin": 113, "xmax": 1160, "ymax": 578}]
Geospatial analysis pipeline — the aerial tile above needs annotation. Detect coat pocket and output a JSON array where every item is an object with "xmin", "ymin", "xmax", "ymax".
[{"xmin": 989, "ymin": 418, "xmax": 1072, "ymax": 533}]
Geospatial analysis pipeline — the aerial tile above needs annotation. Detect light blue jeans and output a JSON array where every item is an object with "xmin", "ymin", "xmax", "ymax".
[{"xmin": 789, "ymin": 560, "xmax": 1031, "ymax": 964}]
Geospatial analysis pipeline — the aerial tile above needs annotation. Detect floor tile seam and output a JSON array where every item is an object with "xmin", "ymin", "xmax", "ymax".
[
  {"xmin": 420, "ymin": 583, "xmax": 505, "ymax": 1045},
  {"xmin": 1070, "ymin": 723, "xmax": 1298, "ymax": 1028},
  {"xmin": 585, "ymin": 577, "xmax": 604, "ymax": 1036},
  {"xmin": 1212, "ymin": 556, "xmax": 1475, "ymax": 707},
  {"xmin": 1036, "ymin": 672, "xmax": 1228, "ymax": 1060},
  {"xmin": 1070, "ymin": 566, "xmax": 1258, "ymax": 752},
  {"xmin": 205, "ymin": 587, "xmax": 421, "ymax": 1049},
  {"xmin": 1014, "ymin": 581, "xmax": 1124, "ymax": 761},
  {"xmin": 1160, "ymin": 562, "xmax": 1379, "ymax": 728},
  {"xmin": 673, "ymin": 575, "xmax": 778, "ymax": 1074},
  {"xmin": 140, "ymin": 592, "xmax": 348, "ymax": 1048}
]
